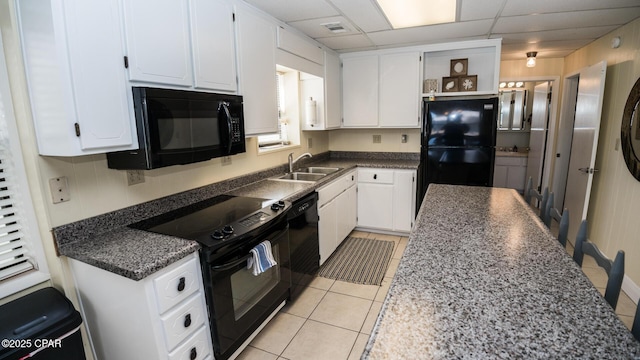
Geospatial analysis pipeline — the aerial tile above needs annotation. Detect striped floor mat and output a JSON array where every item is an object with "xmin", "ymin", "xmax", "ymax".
[{"xmin": 318, "ymin": 237, "xmax": 394, "ymax": 286}]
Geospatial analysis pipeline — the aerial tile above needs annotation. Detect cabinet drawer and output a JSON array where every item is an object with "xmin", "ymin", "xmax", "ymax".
[
  {"xmin": 153, "ymin": 257, "xmax": 200, "ymax": 314},
  {"xmin": 318, "ymin": 173, "xmax": 353, "ymax": 207},
  {"xmin": 161, "ymin": 293, "xmax": 206, "ymax": 351},
  {"xmin": 168, "ymin": 326, "xmax": 211, "ymax": 360},
  {"xmin": 345, "ymin": 170, "xmax": 357, "ymax": 186},
  {"xmin": 358, "ymin": 168, "xmax": 394, "ymax": 184}
]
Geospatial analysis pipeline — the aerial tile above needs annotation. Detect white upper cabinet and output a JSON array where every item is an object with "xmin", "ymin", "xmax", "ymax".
[
  {"xmin": 124, "ymin": 0, "xmax": 192, "ymax": 87},
  {"xmin": 342, "ymin": 52, "xmax": 421, "ymax": 128},
  {"xmin": 124, "ymin": 0, "xmax": 237, "ymax": 92},
  {"xmin": 379, "ymin": 52, "xmax": 421, "ymax": 128},
  {"xmin": 235, "ymin": 4, "xmax": 278, "ymax": 135},
  {"xmin": 324, "ymin": 50, "xmax": 342, "ymax": 130},
  {"xmin": 190, "ymin": 0, "xmax": 237, "ymax": 92},
  {"xmin": 18, "ymin": 0, "xmax": 137, "ymax": 156},
  {"xmin": 342, "ymin": 55, "xmax": 379, "ymax": 127},
  {"xmin": 277, "ymin": 27, "xmax": 324, "ymax": 65}
]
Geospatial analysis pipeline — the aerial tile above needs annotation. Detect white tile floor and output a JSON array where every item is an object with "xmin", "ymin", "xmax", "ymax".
[
  {"xmin": 236, "ymin": 226, "xmax": 638, "ymax": 360},
  {"xmin": 236, "ymin": 231, "xmax": 407, "ymax": 360}
]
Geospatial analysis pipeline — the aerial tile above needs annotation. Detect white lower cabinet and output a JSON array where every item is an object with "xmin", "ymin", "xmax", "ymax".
[
  {"xmin": 317, "ymin": 170, "xmax": 357, "ymax": 265},
  {"xmin": 493, "ymin": 156, "xmax": 528, "ymax": 193},
  {"xmin": 69, "ymin": 253, "xmax": 213, "ymax": 360},
  {"xmin": 357, "ymin": 168, "xmax": 417, "ymax": 233}
]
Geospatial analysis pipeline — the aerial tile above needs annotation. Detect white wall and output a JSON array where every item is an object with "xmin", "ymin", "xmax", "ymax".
[{"xmin": 562, "ymin": 17, "xmax": 640, "ymax": 297}]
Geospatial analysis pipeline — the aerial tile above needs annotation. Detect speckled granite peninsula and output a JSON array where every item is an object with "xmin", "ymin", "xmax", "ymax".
[{"xmin": 363, "ymin": 184, "xmax": 640, "ymax": 359}]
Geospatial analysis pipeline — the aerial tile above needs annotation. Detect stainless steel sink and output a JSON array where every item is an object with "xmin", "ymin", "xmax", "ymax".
[
  {"xmin": 297, "ymin": 167, "xmax": 342, "ymax": 175},
  {"xmin": 270, "ymin": 172, "xmax": 327, "ymax": 183}
]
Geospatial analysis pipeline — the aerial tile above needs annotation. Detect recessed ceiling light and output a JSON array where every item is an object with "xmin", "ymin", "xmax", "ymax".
[
  {"xmin": 321, "ymin": 22, "xmax": 349, "ymax": 34},
  {"xmin": 376, "ymin": 0, "xmax": 456, "ymax": 29}
]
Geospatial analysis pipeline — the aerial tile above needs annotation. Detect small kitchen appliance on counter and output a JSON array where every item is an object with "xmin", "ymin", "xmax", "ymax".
[{"xmin": 131, "ymin": 194, "xmax": 291, "ymax": 360}]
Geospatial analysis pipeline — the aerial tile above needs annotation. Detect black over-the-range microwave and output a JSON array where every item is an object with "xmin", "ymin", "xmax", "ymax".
[{"xmin": 107, "ymin": 87, "xmax": 245, "ymax": 170}]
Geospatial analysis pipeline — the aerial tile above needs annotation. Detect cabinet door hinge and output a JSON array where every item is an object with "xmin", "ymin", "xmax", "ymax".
[
  {"xmin": 232, "ymin": 13, "xmax": 235, "ymax": 21},
  {"xmin": 74, "ymin": 123, "xmax": 81, "ymax": 137},
  {"xmin": 419, "ymin": 55, "xmax": 422, "ymax": 62},
  {"xmin": 123, "ymin": 56, "xmax": 129, "ymax": 69}
]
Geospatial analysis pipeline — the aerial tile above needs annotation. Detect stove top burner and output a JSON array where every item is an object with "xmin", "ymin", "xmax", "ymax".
[{"xmin": 130, "ymin": 194, "xmax": 290, "ymax": 249}]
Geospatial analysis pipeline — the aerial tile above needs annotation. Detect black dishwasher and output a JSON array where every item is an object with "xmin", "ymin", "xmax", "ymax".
[{"xmin": 288, "ymin": 192, "xmax": 319, "ymax": 300}]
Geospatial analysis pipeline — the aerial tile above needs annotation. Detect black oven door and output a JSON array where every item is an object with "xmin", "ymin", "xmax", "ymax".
[{"xmin": 203, "ymin": 222, "xmax": 291, "ymax": 360}]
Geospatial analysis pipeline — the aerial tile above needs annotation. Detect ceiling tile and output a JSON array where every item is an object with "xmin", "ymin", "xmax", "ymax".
[
  {"xmin": 367, "ymin": 19, "xmax": 494, "ymax": 47},
  {"xmin": 328, "ymin": 0, "xmax": 391, "ymax": 32},
  {"xmin": 288, "ymin": 16, "xmax": 360, "ymax": 38},
  {"xmin": 459, "ymin": 0, "xmax": 505, "ymax": 21},
  {"xmin": 501, "ymin": 0, "xmax": 640, "ymax": 16},
  {"xmin": 316, "ymin": 34, "xmax": 376, "ymax": 50},
  {"xmin": 494, "ymin": 8, "xmax": 640, "ymax": 33},
  {"xmin": 491, "ymin": 26, "xmax": 618, "ymax": 44},
  {"xmin": 243, "ymin": 0, "xmax": 339, "ymax": 22}
]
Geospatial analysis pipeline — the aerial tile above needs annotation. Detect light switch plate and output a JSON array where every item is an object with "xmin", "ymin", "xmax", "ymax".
[{"xmin": 49, "ymin": 177, "xmax": 70, "ymax": 204}]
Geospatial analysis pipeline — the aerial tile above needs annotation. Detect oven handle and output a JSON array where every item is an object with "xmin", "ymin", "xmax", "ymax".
[
  {"xmin": 210, "ymin": 226, "xmax": 288, "ymax": 272},
  {"xmin": 211, "ymin": 253, "xmax": 251, "ymax": 272}
]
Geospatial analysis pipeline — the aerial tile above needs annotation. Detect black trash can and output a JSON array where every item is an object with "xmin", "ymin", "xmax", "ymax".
[{"xmin": 0, "ymin": 287, "xmax": 85, "ymax": 360}]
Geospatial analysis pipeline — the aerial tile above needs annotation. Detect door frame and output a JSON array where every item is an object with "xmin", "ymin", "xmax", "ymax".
[
  {"xmin": 552, "ymin": 70, "xmax": 581, "ymax": 210},
  {"xmin": 500, "ymin": 76, "xmax": 560, "ymax": 192}
]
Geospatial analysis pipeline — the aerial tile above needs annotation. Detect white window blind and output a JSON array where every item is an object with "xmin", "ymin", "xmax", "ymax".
[
  {"xmin": 258, "ymin": 72, "xmax": 285, "ymax": 146},
  {"xmin": 0, "ymin": 147, "xmax": 36, "ymax": 281}
]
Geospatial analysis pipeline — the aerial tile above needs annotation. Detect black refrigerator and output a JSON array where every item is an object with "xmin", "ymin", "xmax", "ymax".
[{"xmin": 417, "ymin": 98, "xmax": 498, "ymax": 208}]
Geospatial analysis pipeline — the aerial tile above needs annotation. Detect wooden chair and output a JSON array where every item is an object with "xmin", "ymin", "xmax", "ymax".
[
  {"xmin": 632, "ymin": 300, "xmax": 640, "ymax": 341},
  {"xmin": 542, "ymin": 192, "xmax": 570, "ymax": 247},
  {"xmin": 524, "ymin": 177, "xmax": 549, "ymax": 221},
  {"xmin": 572, "ymin": 220, "xmax": 625, "ymax": 310}
]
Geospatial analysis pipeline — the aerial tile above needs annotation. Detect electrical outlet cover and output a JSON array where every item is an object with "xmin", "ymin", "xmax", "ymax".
[{"xmin": 49, "ymin": 177, "xmax": 70, "ymax": 204}]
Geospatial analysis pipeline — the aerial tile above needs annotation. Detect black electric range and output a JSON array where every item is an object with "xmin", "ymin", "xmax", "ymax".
[
  {"xmin": 131, "ymin": 194, "xmax": 290, "ymax": 250},
  {"xmin": 131, "ymin": 194, "xmax": 293, "ymax": 360}
]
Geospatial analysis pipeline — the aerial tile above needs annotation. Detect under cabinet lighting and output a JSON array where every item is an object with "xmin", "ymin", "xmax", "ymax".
[{"xmin": 376, "ymin": 0, "xmax": 456, "ymax": 29}]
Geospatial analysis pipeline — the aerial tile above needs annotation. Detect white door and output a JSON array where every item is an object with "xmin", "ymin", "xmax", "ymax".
[
  {"xmin": 124, "ymin": 0, "xmax": 192, "ymax": 86},
  {"xmin": 190, "ymin": 0, "xmax": 237, "ymax": 92},
  {"xmin": 324, "ymin": 51, "xmax": 342, "ymax": 129},
  {"xmin": 379, "ymin": 52, "xmax": 421, "ymax": 128},
  {"xmin": 526, "ymin": 82, "xmax": 550, "ymax": 191},
  {"xmin": 357, "ymin": 183, "xmax": 393, "ymax": 230},
  {"xmin": 564, "ymin": 61, "xmax": 607, "ymax": 240},
  {"xmin": 392, "ymin": 170, "xmax": 416, "ymax": 232},
  {"xmin": 318, "ymin": 200, "xmax": 337, "ymax": 265},
  {"xmin": 235, "ymin": 5, "xmax": 278, "ymax": 135},
  {"xmin": 342, "ymin": 55, "xmax": 379, "ymax": 127}
]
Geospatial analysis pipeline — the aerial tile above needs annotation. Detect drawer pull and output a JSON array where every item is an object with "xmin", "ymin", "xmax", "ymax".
[
  {"xmin": 373, "ymin": 174, "xmax": 377, "ymax": 180},
  {"xmin": 190, "ymin": 347, "xmax": 197, "ymax": 360},
  {"xmin": 351, "ymin": 175, "xmax": 354, "ymax": 181},
  {"xmin": 177, "ymin": 277, "xmax": 186, "ymax": 292},
  {"xmin": 184, "ymin": 313, "xmax": 192, "ymax": 328}
]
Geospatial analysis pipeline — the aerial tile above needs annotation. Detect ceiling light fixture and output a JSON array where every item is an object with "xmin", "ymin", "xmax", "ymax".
[
  {"xmin": 376, "ymin": 0, "xmax": 456, "ymax": 29},
  {"xmin": 526, "ymin": 51, "xmax": 537, "ymax": 68}
]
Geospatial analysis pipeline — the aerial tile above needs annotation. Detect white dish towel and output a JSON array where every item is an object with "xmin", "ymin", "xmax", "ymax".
[{"xmin": 247, "ymin": 240, "xmax": 277, "ymax": 276}]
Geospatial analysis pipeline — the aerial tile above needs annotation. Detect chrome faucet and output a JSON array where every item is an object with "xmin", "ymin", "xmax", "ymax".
[{"xmin": 288, "ymin": 152, "xmax": 312, "ymax": 173}]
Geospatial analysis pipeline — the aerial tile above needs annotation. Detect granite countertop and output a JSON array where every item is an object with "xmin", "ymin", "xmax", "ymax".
[
  {"xmin": 496, "ymin": 150, "xmax": 528, "ymax": 158},
  {"xmin": 363, "ymin": 184, "xmax": 640, "ymax": 359},
  {"xmin": 54, "ymin": 152, "xmax": 419, "ymax": 280}
]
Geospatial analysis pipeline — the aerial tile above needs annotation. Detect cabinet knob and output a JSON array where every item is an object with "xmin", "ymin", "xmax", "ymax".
[
  {"xmin": 373, "ymin": 174, "xmax": 377, "ymax": 180},
  {"xmin": 184, "ymin": 313, "xmax": 192, "ymax": 328},
  {"xmin": 351, "ymin": 175, "xmax": 354, "ymax": 181},
  {"xmin": 190, "ymin": 347, "xmax": 197, "ymax": 360},
  {"xmin": 177, "ymin": 277, "xmax": 186, "ymax": 292}
]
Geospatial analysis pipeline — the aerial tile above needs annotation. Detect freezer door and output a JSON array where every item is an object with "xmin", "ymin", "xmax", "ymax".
[{"xmin": 423, "ymin": 99, "xmax": 496, "ymax": 147}]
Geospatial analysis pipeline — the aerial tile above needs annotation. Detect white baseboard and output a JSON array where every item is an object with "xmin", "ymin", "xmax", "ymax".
[{"xmin": 622, "ymin": 274, "xmax": 640, "ymax": 305}]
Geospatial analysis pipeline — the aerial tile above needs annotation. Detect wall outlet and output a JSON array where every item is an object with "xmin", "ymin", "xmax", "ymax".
[
  {"xmin": 307, "ymin": 137, "xmax": 313, "ymax": 149},
  {"xmin": 221, "ymin": 156, "xmax": 232, "ymax": 166},
  {"xmin": 401, "ymin": 134, "xmax": 408, "ymax": 143},
  {"xmin": 49, "ymin": 177, "xmax": 70, "ymax": 204},
  {"xmin": 127, "ymin": 170, "xmax": 145, "ymax": 186},
  {"xmin": 373, "ymin": 135, "xmax": 382, "ymax": 144}
]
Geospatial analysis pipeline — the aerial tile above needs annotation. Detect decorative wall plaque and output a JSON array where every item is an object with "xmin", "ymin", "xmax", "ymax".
[
  {"xmin": 442, "ymin": 77, "xmax": 459, "ymax": 92},
  {"xmin": 450, "ymin": 58, "xmax": 468, "ymax": 76}
]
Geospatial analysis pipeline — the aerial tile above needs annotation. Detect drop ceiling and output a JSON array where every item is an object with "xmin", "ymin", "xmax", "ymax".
[{"xmin": 242, "ymin": 0, "xmax": 640, "ymax": 60}]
